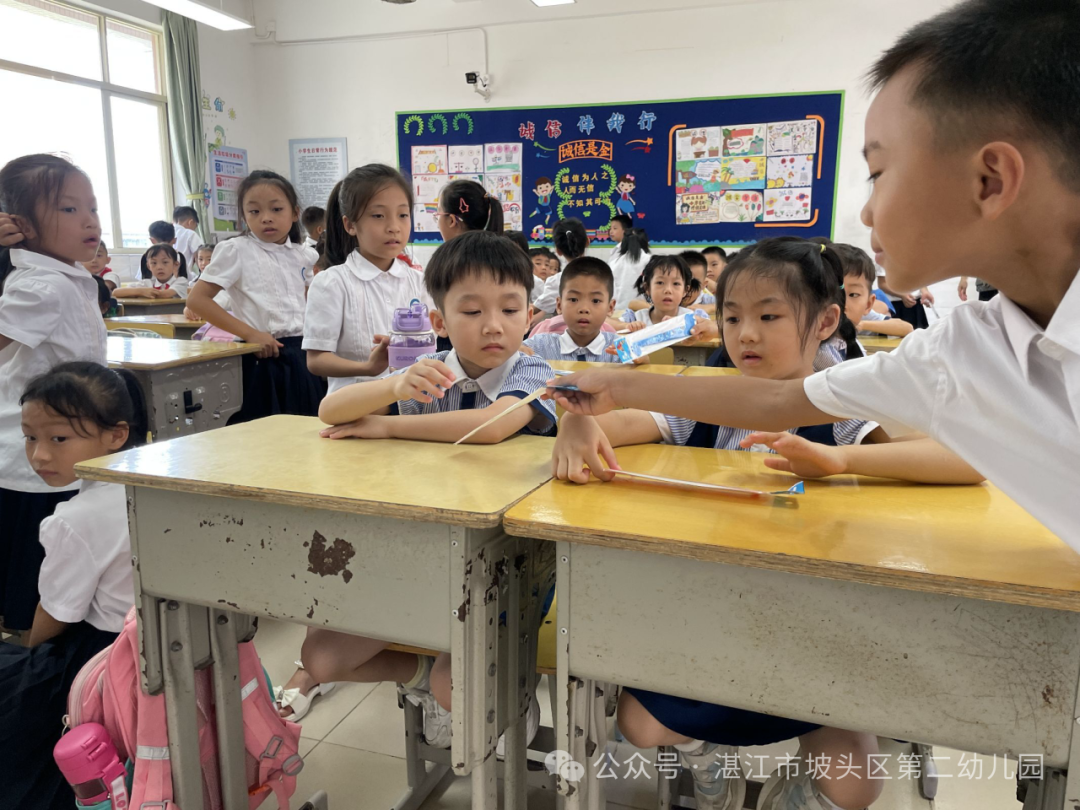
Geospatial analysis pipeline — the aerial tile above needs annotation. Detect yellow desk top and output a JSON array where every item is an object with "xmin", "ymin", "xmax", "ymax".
[
  {"xmin": 77, "ymin": 415, "xmax": 555, "ymax": 528},
  {"xmin": 862, "ymin": 336, "xmax": 903, "ymax": 352},
  {"xmin": 679, "ymin": 337, "xmax": 722, "ymax": 349},
  {"xmin": 503, "ymin": 443, "xmax": 1080, "ymax": 612},
  {"xmin": 106, "ymin": 336, "xmax": 260, "ymax": 370},
  {"xmin": 680, "ymin": 366, "xmax": 740, "ymax": 377},
  {"xmin": 549, "ymin": 360, "xmax": 688, "ymax": 376},
  {"xmin": 107, "ymin": 315, "xmax": 206, "ymax": 328}
]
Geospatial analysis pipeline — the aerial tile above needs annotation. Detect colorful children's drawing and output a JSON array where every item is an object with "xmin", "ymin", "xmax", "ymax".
[
  {"xmin": 675, "ymin": 159, "xmax": 726, "ymax": 193},
  {"xmin": 413, "ymin": 203, "xmax": 440, "ymax": 233},
  {"xmin": 485, "ymin": 142, "xmax": 522, "ymax": 173},
  {"xmin": 614, "ymin": 174, "xmax": 637, "ymax": 218},
  {"xmin": 530, "ymin": 176, "xmax": 555, "ymax": 224},
  {"xmin": 766, "ymin": 155, "xmax": 815, "ymax": 189},
  {"xmin": 675, "ymin": 192, "xmax": 723, "ymax": 225},
  {"xmin": 719, "ymin": 156, "xmax": 766, "ymax": 190},
  {"xmin": 718, "ymin": 190, "xmax": 764, "ymax": 223},
  {"xmin": 413, "ymin": 174, "xmax": 450, "ymax": 205},
  {"xmin": 766, "ymin": 120, "xmax": 818, "ymax": 156},
  {"xmin": 484, "ymin": 173, "xmax": 522, "ymax": 204},
  {"xmin": 448, "ymin": 144, "xmax": 483, "ymax": 174},
  {"xmin": 676, "ymin": 127, "xmax": 721, "ymax": 161},
  {"xmin": 449, "ymin": 174, "xmax": 483, "ymax": 184},
  {"xmin": 503, "ymin": 202, "xmax": 523, "ymax": 231},
  {"xmin": 721, "ymin": 124, "xmax": 766, "ymax": 157},
  {"xmin": 411, "ymin": 145, "xmax": 447, "ymax": 177},
  {"xmin": 763, "ymin": 187, "xmax": 813, "ymax": 221}
]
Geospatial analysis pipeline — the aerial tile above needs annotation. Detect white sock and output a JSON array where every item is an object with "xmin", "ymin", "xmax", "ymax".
[
  {"xmin": 674, "ymin": 739, "xmax": 708, "ymax": 753},
  {"xmin": 402, "ymin": 655, "xmax": 428, "ymax": 689}
]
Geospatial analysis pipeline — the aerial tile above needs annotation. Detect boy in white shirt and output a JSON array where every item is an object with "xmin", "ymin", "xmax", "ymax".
[
  {"xmin": 301, "ymin": 205, "xmax": 326, "ymax": 248},
  {"xmin": 549, "ymin": 0, "xmax": 1080, "ymax": 545},
  {"xmin": 172, "ymin": 205, "xmax": 201, "ymax": 268},
  {"xmin": 524, "ymin": 258, "xmax": 621, "ymax": 363}
]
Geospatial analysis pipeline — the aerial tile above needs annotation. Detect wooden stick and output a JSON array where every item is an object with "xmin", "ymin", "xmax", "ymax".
[
  {"xmin": 453, "ymin": 387, "xmax": 547, "ymax": 445},
  {"xmin": 611, "ymin": 469, "xmax": 799, "ymax": 509}
]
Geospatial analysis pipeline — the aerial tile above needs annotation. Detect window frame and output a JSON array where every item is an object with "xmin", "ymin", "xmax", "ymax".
[{"xmin": 0, "ymin": 0, "xmax": 173, "ymax": 253}]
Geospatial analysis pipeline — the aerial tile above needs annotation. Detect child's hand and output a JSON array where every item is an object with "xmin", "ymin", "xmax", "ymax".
[
  {"xmin": 0, "ymin": 213, "xmax": 25, "ymax": 247},
  {"xmin": 740, "ymin": 432, "xmax": 847, "ymax": 478},
  {"xmin": 248, "ymin": 330, "xmax": 283, "ymax": 359},
  {"xmin": 519, "ymin": 343, "xmax": 535, "ymax": 356},
  {"xmin": 552, "ymin": 414, "xmax": 619, "ymax": 484},
  {"xmin": 626, "ymin": 321, "xmax": 646, "ymax": 333},
  {"xmin": 683, "ymin": 318, "xmax": 719, "ymax": 344},
  {"xmin": 184, "ymin": 306, "xmax": 200, "ymax": 320},
  {"xmin": 957, "ymin": 278, "xmax": 969, "ymax": 302},
  {"xmin": 920, "ymin": 287, "xmax": 935, "ymax": 306},
  {"xmin": 367, "ymin": 335, "xmax": 390, "ymax": 376},
  {"xmin": 901, "ymin": 292, "xmax": 918, "ymax": 307},
  {"xmin": 393, "ymin": 358, "xmax": 455, "ymax": 404},
  {"xmin": 545, "ymin": 370, "xmax": 622, "ymax": 416},
  {"xmin": 319, "ymin": 415, "xmax": 392, "ymax": 440}
]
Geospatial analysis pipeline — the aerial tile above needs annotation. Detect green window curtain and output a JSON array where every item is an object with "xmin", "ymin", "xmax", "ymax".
[{"xmin": 162, "ymin": 11, "xmax": 208, "ymax": 242}]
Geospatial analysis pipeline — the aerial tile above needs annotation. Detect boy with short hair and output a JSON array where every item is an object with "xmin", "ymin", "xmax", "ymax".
[
  {"xmin": 148, "ymin": 221, "xmax": 175, "ymax": 246},
  {"xmin": 833, "ymin": 243, "xmax": 912, "ymax": 338},
  {"xmin": 83, "ymin": 242, "xmax": 120, "ymax": 291},
  {"xmin": 701, "ymin": 246, "xmax": 727, "ymax": 293},
  {"xmin": 679, "ymin": 250, "xmax": 716, "ymax": 309},
  {"xmin": 524, "ymin": 257, "xmax": 620, "ymax": 363},
  {"xmin": 301, "ymin": 206, "xmax": 326, "ymax": 248},
  {"xmin": 550, "ymin": 0, "xmax": 1080, "ymax": 544},
  {"xmin": 172, "ymin": 206, "xmax": 200, "ymax": 268}
]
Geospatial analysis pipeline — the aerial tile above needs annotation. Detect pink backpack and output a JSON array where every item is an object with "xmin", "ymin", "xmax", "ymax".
[{"xmin": 65, "ymin": 608, "xmax": 303, "ymax": 809}]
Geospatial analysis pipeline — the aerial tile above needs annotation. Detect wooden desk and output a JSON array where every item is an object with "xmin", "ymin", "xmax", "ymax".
[
  {"xmin": 114, "ymin": 297, "xmax": 188, "ymax": 316},
  {"xmin": 107, "ymin": 337, "xmax": 260, "ymax": 439},
  {"xmin": 78, "ymin": 417, "xmax": 557, "ymax": 810},
  {"xmin": 671, "ymin": 338, "xmax": 720, "ymax": 367},
  {"xmin": 549, "ymin": 360, "xmax": 689, "ymax": 376},
  {"xmin": 504, "ymin": 444, "xmax": 1080, "ymax": 809},
  {"xmin": 107, "ymin": 314, "xmax": 206, "ymax": 340},
  {"xmin": 862, "ymin": 335, "xmax": 903, "ymax": 354}
]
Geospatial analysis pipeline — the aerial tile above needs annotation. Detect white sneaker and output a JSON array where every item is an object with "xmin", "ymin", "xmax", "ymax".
[
  {"xmin": 401, "ymin": 657, "xmax": 452, "ymax": 749},
  {"xmin": 757, "ymin": 763, "xmax": 833, "ymax": 810},
  {"xmin": 495, "ymin": 694, "xmax": 540, "ymax": 759},
  {"xmin": 678, "ymin": 742, "xmax": 746, "ymax": 810}
]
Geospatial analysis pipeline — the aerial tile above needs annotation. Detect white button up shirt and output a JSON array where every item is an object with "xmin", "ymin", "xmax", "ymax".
[
  {"xmin": 302, "ymin": 252, "xmax": 432, "ymax": 393},
  {"xmin": 804, "ymin": 277, "xmax": 1080, "ymax": 544},
  {"xmin": 198, "ymin": 233, "xmax": 317, "ymax": 338}
]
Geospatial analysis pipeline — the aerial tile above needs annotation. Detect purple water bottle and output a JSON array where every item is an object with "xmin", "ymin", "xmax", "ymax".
[{"xmin": 388, "ymin": 300, "xmax": 437, "ymax": 371}]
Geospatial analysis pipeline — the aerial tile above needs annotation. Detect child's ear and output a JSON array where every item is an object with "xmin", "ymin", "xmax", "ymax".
[
  {"xmin": 430, "ymin": 309, "xmax": 449, "ymax": 338},
  {"xmin": 554, "ymin": 297, "xmax": 562, "ymax": 315},
  {"xmin": 976, "ymin": 141, "xmax": 1024, "ymax": 220},
  {"xmin": 816, "ymin": 303, "xmax": 841, "ymax": 341},
  {"xmin": 106, "ymin": 424, "xmax": 129, "ymax": 452},
  {"xmin": 607, "ymin": 297, "xmax": 616, "ymax": 315},
  {"xmin": 344, "ymin": 216, "xmax": 358, "ymax": 238}
]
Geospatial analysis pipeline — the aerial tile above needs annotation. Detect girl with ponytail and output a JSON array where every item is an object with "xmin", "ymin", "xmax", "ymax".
[{"xmin": 436, "ymin": 179, "xmax": 504, "ymax": 241}]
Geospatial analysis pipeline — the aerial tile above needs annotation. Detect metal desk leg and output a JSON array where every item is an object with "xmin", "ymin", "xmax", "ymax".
[
  {"xmin": 161, "ymin": 599, "xmax": 211, "ymax": 809},
  {"xmin": 555, "ymin": 542, "xmax": 582, "ymax": 810},
  {"xmin": 393, "ymin": 695, "xmax": 450, "ymax": 810},
  {"xmin": 209, "ymin": 608, "xmax": 249, "ymax": 810},
  {"xmin": 503, "ymin": 542, "xmax": 529, "ymax": 810}
]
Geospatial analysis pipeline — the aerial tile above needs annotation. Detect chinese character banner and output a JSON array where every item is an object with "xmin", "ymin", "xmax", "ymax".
[{"xmin": 396, "ymin": 92, "xmax": 842, "ymax": 247}]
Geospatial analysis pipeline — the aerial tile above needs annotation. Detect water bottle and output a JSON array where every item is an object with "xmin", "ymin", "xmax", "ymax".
[
  {"xmin": 54, "ymin": 723, "xmax": 130, "ymax": 808},
  {"xmin": 387, "ymin": 300, "xmax": 437, "ymax": 371}
]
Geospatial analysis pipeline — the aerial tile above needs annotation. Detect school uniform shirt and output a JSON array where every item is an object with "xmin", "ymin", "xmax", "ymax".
[
  {"xmin": 173, "ymin": 224, "xmax": 200, "ymax": 268},
  {"xmin": 95, "ymin": 267, "xmax": 121, "ymax": 288},
  {"xmin": 803, "ymin": 281, "xmax": 1080, "ymax": 543},
  {"xmin": 857, "ymin": 308, "xmax": 887, "ymax": 337},
  {"xmin": 37, "ymin": 479, "xmax": 132, "ymax": 633},
  {"xmin": 609, "ymin": 251, "xmax": 651, "ymax": 312},
  {"xmin": 304, "ymin": 236, "xmax": 318, "ymax": 248},
  {"xmin": 533, "ymin": 272, "xmax": 562, "ymax": 314},
  {"xmin": 813, "ymin": 334, "xmax": 848, "ymax": 372},
  {"xmin": 0, "ymin": 250, "xmax": 107, "ymax": 493},
  {"xmin": 524, "ymin": 330, "xmax": 620, "ymax": 363},
  {"xmin": 197, "ymin": 233, "xmax": 317, "ymax": 339},
  {"xmin": 302, "ymin": 252, "xmax": 434, "ymax": 393},
  {"xmin": 693, "ymin": 291, "xmax": 717, "ymax": 306},
  {"xmin": 621, "ymin": 305, "xmax": 694, "ymax": 325},
  {"xmin": 390, "ymin": 349, "xmax": 557, "ymax": 434},
  {"xmin": 135, "ymin": 275, "xmax": 189, "ymax": 298},
  {"xmin": 654, "ymin": 410, "xmax": 877, "ymax": 451}
]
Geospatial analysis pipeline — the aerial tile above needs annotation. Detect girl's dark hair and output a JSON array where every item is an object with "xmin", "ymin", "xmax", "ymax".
[
  {"xmin": 552, "ymin": 218, "xmax": 588, "ymax": 260},
  {"xmin": 718, "ymin": 236, "xmax": 862, "ymax": 360},
  {"xmin": 236, "ymin": 169, "xmax": 303, "ymax": 245},
  {"xmin": 324, "ymin": 165, "xmax": 413, "ymax": 267},
  {"xmin": 440, "ymin": 179, "xmax": 503, "ymax": 233},
  {"xmin": 0, "ymin": 154, "xmax": 89, "ymax": 292},
  {"xmin": 140, "ymin": 243, "xmax": 187, "ymax": 279},
  {"xmin": 197, "ymin": 243, "xmax": 215, "ymax": 256},
  {"xmin": 503, "ymin": 230, "xmax": 530, "ymax": 254},
  {"xmin": 635, "ymin": 254, "xmax": 697, "ymax": 300},
  {"xmin": 618, "ymin": 226, "xmax": 650, "ymax": 263},
  {"xmin": 93, "ymin": 275, "xmax": 112, "ymax": 308},
  {"xmin": 20, "ymin": 361, "xmax": 148, "ymax": 451},
  {"xmin": 425, "ymin": 230, "xmax": 533, "ymax": 311}
]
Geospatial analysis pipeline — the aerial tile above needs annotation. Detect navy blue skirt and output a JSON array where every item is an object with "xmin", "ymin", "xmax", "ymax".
[
  {"xmin": 625, "ymin": 687, "xmax": 821, "ymax": 747},
  {"xmin": 0, "ymin": 621, "xmax": 118, "ymax": 810},
  {"xmin": 0, "ymin": 487, "xmax": 77, "ymax": 631},
  {"xmin": 231, "ymin": 335, "xmax": 327, "ymax": 424}
]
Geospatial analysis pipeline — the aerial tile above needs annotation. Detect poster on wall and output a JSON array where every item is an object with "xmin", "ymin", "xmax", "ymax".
[
  {"xmin": 210, "ymin": 146, "xmax": 248, "ymax": 235},
  {"xmin": 289, "ymin": 138, "xmax": 349, "ymax": 211}
]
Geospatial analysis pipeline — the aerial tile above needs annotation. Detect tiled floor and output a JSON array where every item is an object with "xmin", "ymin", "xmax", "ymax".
[{"xmin": 256, "ymin": 619, "xmax": 1022, "ymax": 810}]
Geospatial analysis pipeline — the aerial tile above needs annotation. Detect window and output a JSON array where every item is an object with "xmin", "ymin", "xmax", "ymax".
[{"xmin": 0, "ymin": 0, "xmax": 171, "ymax": 250}]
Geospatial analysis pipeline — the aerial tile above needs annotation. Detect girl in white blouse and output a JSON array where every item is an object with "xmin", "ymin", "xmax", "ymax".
[
  {"xmin": 0, "ymin": 360, "xmax": 146, "ymax": 808},
  {"xmin": 303, "ymin": 164, "xmax": 432, "ymax": 394},
  {"xmin": 186, "ymin": 170, "xmax": 325, "ymax": 421},
  {"xmin": 0, "ymin": 154, "xmax": 108, "ymax": 633},
  {"xmin": 113, "ymin": 243, "xmax": 189, "ymax": 299}
]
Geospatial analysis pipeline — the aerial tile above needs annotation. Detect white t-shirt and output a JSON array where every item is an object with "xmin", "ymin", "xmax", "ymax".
[
  {"xmin": 136, "ymin": 275, "xmax": 188, "ymax": 298},
  {"xmin": 804, "ymin": 279, "xmax": 1080, "ymax": 544},
  {"xmin": 38, "ymin": 479, "xmax": 132, "ymax": 633},
  {"xmin": 533, "ymin": 271, "xmax": 562, "ymax": 314},
  {"xmin": 198, "ymin": 234, "xmax": 317, "ymax": 338},
  {"xmin": 609, "ymin": 250, "xmax": 651, "ymax": 312},
  {"xmin": 173, "ymin": 225, "xmax": 200, "ymax": 269},
  {"xmin": 0, "ymin": 250, "xmax": 107, "ymax": 492},
  {"xmin": 302, "ymin": 252, "xmax": 433, "ymax": 393}
]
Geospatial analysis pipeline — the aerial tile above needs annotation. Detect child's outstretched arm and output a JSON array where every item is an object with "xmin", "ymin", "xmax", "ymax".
[
  {"xmin": 859, "ymin": 317, "xmax": 913, "ymax": 337},
  {"xmin": 319, "ymin": 357, "xmax": 455, "ymax": 426},
  {"xmin": 553, "ymin": 411, "xmax": 663, "ymax": 483},
  {"xmin": 742, "ymin": 432, "xmax": 985, "ymax": 485},
  {"xmin": 548, "ymin": 369, "xmax": 832, "ymax": 429}
]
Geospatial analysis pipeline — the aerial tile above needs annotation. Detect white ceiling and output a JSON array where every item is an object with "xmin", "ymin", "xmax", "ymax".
[{"xmin": 253, "ymin": 0, "xmax": 786, "ymax": 42}]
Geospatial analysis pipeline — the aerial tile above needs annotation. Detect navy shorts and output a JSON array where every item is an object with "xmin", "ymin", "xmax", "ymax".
[{"xmin": 625, "ymin": 687, "xmax": 821, "ymax": 747}]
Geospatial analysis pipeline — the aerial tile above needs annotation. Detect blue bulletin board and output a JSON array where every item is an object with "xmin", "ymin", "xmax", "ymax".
[{"xmin": 396, "ymin": 91, "xmax": 843, "ymax": 248}]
